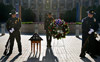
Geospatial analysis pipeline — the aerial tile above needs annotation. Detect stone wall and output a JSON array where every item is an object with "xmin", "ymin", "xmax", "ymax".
[
  {"xmin": 68, "ymin": 24, "xmax": 82, "ymax": 34},
  {"xmin": 21, "ymin": 23, "xmax": 82, "ymax": 34}
]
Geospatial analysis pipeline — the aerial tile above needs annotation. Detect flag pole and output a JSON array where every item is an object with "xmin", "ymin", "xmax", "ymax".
[{"xmin": 19, "ymin": 0, "xmax": 21, "ymax": 19}]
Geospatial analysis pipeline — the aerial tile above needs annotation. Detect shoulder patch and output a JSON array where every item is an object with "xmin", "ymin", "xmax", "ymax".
[
  {"xmin": 18, "ymin": 18, "xmax": 21, "ymax": 22},
  {"xmin": 18, "ymin": 18, "xmax": 19, "ymax": 22},
  {"xmin": 82, "ymin": 19, "xmax": 84, "ymax": 22},
  {"xmin": 82, "ymin": 17, "xmax": 86, "ymax": 22}
]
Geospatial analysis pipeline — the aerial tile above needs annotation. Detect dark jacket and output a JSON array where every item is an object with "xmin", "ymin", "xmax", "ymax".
[
  {"xmin": 44, "ymin": 17, "xmax": 54, "ymax": 30},
  {"xmin": 6, "ymin": 17, "xmax": 21, "ymax": 33},
  {"xmin": 82, "ymin": 17, "xmax": 99, "ymax": 34}
]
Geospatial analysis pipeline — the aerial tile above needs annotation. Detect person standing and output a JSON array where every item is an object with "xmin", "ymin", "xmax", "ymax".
[
  {"xmin": 5, "ymin": 9, "xmax": 22, "ymax": 56},
  {"xmin": 44, "ymin": 13, "xmax": 54, "ymax": 47},
  {"xmin": 80, "ymin": 9, "xmax": 99, "ymax": 58}
]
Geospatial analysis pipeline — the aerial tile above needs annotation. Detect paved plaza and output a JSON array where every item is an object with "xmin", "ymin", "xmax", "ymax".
[{"xmin": 0, "ymin": 33, "xmax": 100, "ymax": 62}]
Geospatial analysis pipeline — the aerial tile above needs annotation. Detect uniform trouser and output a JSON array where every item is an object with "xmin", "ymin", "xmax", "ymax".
[
  {"xmin": 9, "ymin": 31, "xmax": 22, "ymax": 54},
  {"xmin": 80, "ymin": 32, "xmax": 89, "ymax": 56},
  {"xmin": 88, "ymin": 33, "xmax": 97, "ymax": 55},
  {"xmin": 81, "ymin": 32, "xmax": 96, "ymax": 56},
  {"xmin": 82, "ymin": 32, "xmax": 89, "ymax": 47},
  {"xmin": 46, "ymin": 30, "xmax": 52, "ymax": 46}
]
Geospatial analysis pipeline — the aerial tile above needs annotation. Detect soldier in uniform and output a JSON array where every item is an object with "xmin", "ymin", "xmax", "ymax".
[
  {"xmin": 5, "ymin": 10, "xmax": 22, "ymax": 56},
  {"xmin": 80, "ymin": 9, "xmax": 99, "ymax": 58},
  {"xmin": 44, "ymin": 13, "xmax": 54, "ymax": 47}
]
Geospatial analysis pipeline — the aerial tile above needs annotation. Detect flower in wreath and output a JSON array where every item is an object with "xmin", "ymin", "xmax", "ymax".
[{"xmin": 48, "ymin": 19, "xmax": 69, "ymax": 40}]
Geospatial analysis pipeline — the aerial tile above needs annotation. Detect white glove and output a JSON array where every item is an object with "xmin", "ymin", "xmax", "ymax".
[
  {"xmin": 96, "ymin": 37, "xmax": 100, "ymax": 42},
  {"xmin": 11, "ymin": 28, "xmax": 14, "ymax": 32},
  {"xmin": 88, "ymin": 29, "xmax": 94, "ymax": 34},
  {"xmin": 9, "ymin": 30, "xmax": 13, "ymax": 33},
  {"xmin": 95, "ymin": 32, "xmax": 100, "ymax": 42},
  {"xmin": 9, "ymin": 28, "xmax": 14, "ymax": 33}
]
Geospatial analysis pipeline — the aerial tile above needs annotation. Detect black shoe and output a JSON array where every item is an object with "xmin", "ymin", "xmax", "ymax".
[
  {"xmin": 18, "ymin": 52, "xmax": 22, "ymax": 55},
  {"xmin": 80, "ymin": 53, "xmax": 85, "ymax": 58},
  {"xmin": 6, "ymin": 53, "xmax": 11, "ymax": 56},
  {"xmin": 80, "ymin": 55, "xmax": 85, "ymax": 58},
  {"xmin": 3, "ymin": 52, "xmax": 7, "ymax": 56},
  {"xmin": 3, "ymin": 49, "xmax": 8, "ymax": 56}
]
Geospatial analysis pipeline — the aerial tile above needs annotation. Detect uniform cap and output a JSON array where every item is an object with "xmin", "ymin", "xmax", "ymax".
[
  {"xmin": 9, "ymin": 9, "xmax": 18, "ymax": 15},
  {"xmin": 48, "ymin": 12, "xmax": 52, "ymax": 15},
  {"xmin": 87, "ymin": 9, "xmax": 96, "ymax": 15}
]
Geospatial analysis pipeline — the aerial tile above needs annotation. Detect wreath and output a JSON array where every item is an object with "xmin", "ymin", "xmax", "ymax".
[{"xmin": 48, "ymin": 19, "xmax": 69, "ymax": 40}]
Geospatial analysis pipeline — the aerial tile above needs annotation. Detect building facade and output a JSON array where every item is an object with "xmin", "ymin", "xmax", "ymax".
[
  {"xmin": 2, "ymin": 0, "xmax": 100, "ymax": 22},
  {"xmin": 22, "ymin": 0, "xmax": 73, "ymax": 21}
]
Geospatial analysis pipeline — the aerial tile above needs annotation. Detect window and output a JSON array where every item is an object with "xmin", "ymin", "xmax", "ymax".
[
  {"xmin": 31, "ymin": 0, "xmax": 36, "ymax": 9},
  {"xmin": 66, "ymin": 0, "xmax": 73, "ymax": 10},
  {"xmin": 59, "ymin": 0, "xmax": 65, "ymax": 9},
  {"xmin": 45, "ymin": 0, "xmax": 50, "ymax": 10},
  {"xmin": 38, "ymin": 0, "xmax": 43, "ymax": 9},
  {"xmin": 52, "ymin": 0, "xmax": 58, "ymax": 10}
]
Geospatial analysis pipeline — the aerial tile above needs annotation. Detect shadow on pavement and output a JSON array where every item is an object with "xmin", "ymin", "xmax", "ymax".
[
  {"xmin": 23, "ymin": 52, "xmax": 40, "ymax": 62},
  {"xmin": 0, "ymin": 34, "xmax": 5, "ymax": 37},
  {"xmin": 80, "ymin": 57, "xmax": 92, "ymax": 62},
  {"xmin": 24, "ymin": 48, "xmax": 59, "ymax": 62},
  {"xmin": 76, "ymin": 36, "xmax": 82, "ymax": 40},
  {"xmin": 91, "ymin": 56, "xmax": 100, "ymax": 62},
  {"xmin": 0, "ymin": 56, "xmax": 5, "ymax": 60},
  {"xmin": 10, "ymin": 53, "xmax": 21, "ymax": 62},
  {"xmin": 42, "ymin": 48, "xmax": 59, "ymax": 62},
  {"xmin": 0, "ymin": 56, "xmax": 10, "ymax": 62}
]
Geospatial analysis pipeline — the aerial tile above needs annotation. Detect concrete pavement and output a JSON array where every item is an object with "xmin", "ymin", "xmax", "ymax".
[{"xmin": 0, "ymin": 33, "xmax": 100, "ymax": 62}]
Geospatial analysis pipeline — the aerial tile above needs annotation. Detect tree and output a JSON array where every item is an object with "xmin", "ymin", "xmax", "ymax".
[
  {"xmin": 21, "ymin": 8, "xmax": 36, "ymax": 22},
  {"xmin": 0, "ymin": 3, "xmax": 7, "ymax": 22},
  {"xmin": 95, "ymin": 6, "xmax": 100, "ymax": 22},
  {"xmin": 0, "ymin": 3, "xmax": 13, "ymax": 22},
  {"xmin": 81, "ymin": 6, "xmax": 87, "ymax": 19},
  {"xmin": 64, "ymin": 8, "xmax": 76, "ymax": 22},
  {"xmin": 63, "ymin": 5, "xmax": 98, "ymax": 22}
]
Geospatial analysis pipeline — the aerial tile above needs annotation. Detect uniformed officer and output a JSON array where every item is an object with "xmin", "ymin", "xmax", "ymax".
[
  {"xmin": 80, "ymin": 9, "xmax": 99, "ymax": 58},
  {"xmin": 44, "ymin": 13, "xmax": 54, "ymax": 47},
  {"xmin": 5, "ymin": 9, "xmax": 22, "ymax": 56}
]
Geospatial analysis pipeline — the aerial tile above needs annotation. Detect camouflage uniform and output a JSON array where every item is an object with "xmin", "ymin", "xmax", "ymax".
[
  {"xmin": 6, "ymin": 17, "xmax": 22, "ymax": 55},
  {"xmin": 44, "ymin": 17, "xmax": 54, "ymax": 47}
]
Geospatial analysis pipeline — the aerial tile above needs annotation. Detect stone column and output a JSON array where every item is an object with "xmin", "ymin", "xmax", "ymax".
[
  {"xmin": 28, "ymin": 0, "xmax": 31, "ymax": 8},
  {"xmin": 89, "ymin": 0, "xmax": 92, "ymax": 6},
  {"xmin": 57, "ymin": 0, "xmax": 60, "ymax": 18},
  {"xmin": 34, "ymin": 23, "xmax": 39, "ymax": 34},
  {"xmin": 1, "ymin": 23, "xmax": 5, "ymax": 35},
  {"xmin": 42, "ymin": 0, "xmax": 45, "ymax": 22},
  {"xmin": 76, "ymin": 24, "xmax": 80, "ymax": 37},
  {"xmin": 50, "ymin": 0, "xmax": 52, "ymax": 12},
  {"xmin": 37, "ymin": 0, "xmax": 39, "ymax": 22},
  {"xmin": 73, "ymin": 0, "xmax": 75, "ymax": 8},
  {"xmin": 12, "ymin": 0, "xmax": 15, "ymax": 7}
]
